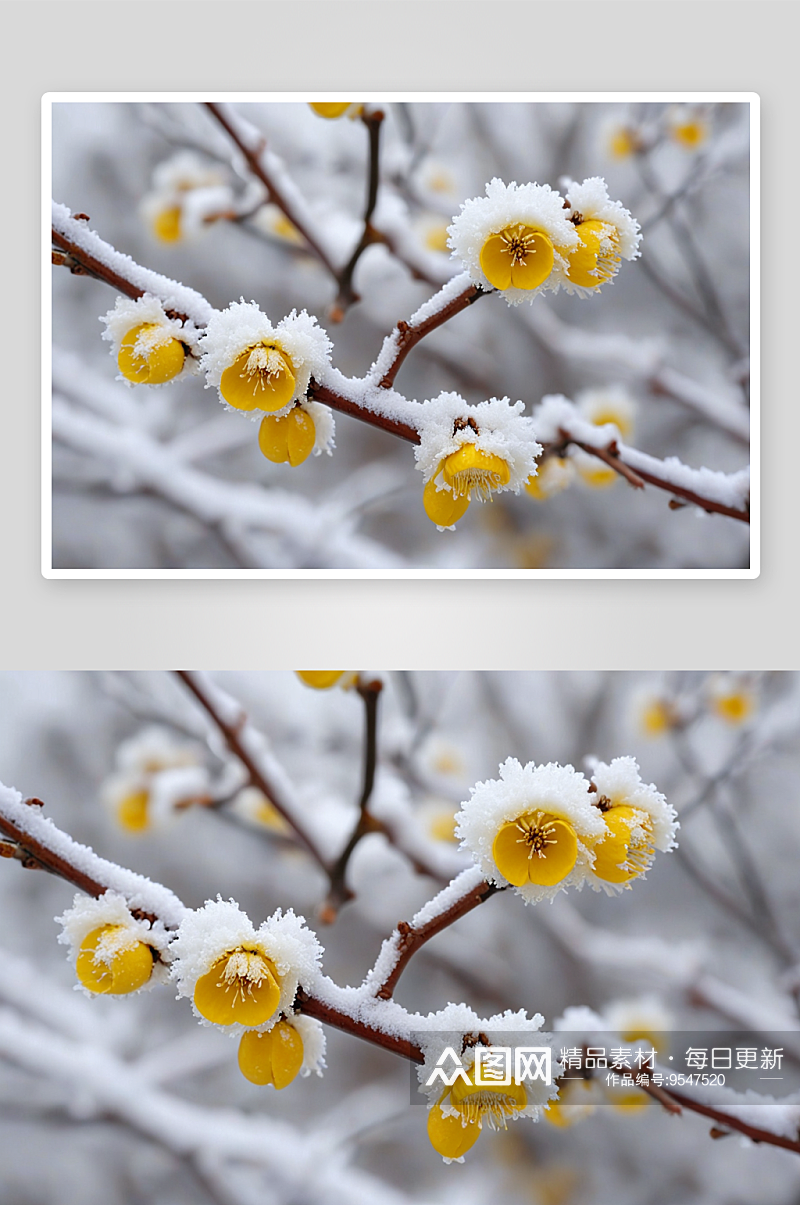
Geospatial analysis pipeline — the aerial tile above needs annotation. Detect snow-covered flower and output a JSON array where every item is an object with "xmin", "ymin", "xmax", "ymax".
[
  {"xmin": 257, "ymin": 401, "xmax": 334, "ymax": 466},
  {"xmin": 415, "ymin": 393, "xmax": 542, "ymax": 530},
  {"xmin": 586, "ymin": 757, "xmax": 678, "ymax": 890},
  {"xmin": 238, "ymin": 1014, "xmax": 325, "ymax": 1088},
  {"xmin": 419, "ymin": 1011, "xmax": 557, "ymax": 1162},
  {"xmin": 455, "ymin": 760, "xmax": 607, "ymax": 904},
  {"xmin": 637, "ymin": 693, "xmax": 682, "ymax": 738},
  {"xmin": 57, "ymin": 892, "xmax": 170, "ymax": 995},
  {"xmin": 447, "ymin": 179, "xmax": 578, "ymax": 304},
  {"xmin": 607, "ymin": 123, "xmax": 642, "ymax": 160},
  {"xmin": 572, "ymin": 449, "xmax": 619, "ymax": 490},
  {"xmin": 308, "ymin": 102, "xmax": 362, "ymax": 120},
  {"xmin": 141, "ymin": 151, "xmax": 233, "ymax": 244},
  {"xmin": 229, "ymin": 786, "xmax": 290, "ymax": 834},
  {"xmin": 525, "ymin": 455, "xmax": 575, "ymax": 501},
  {"xmin": 101, "ymin": 295, "xmax": 200, "ymax": 386},
  {"xmin": 668, "ymin": 105, "xmax": 709, "ymax": 151},
  {"xmin": 170, "ymin": 899, "xmax": 322, "ymax": 1033},
  {"xmin": 252, "ymin": 203, "xmax": 305, "ymax": 246},
  {"xmin": 706, "ymin": 674, "xmax": 756, "ymax": 726},
  {"xmin": 576, "ymin": 384, "xmax": 637, "ymax": 441},
  {"xmin": 201, "ymin": 302, "xmax": 332, "ymax": 417},
  {"xmin": 102, "ymin": 727, "xmax": 210, "ymax": 834},
  {"xmin": 561, "ymin": 178, "xmax": 642, "ymax": 296}
]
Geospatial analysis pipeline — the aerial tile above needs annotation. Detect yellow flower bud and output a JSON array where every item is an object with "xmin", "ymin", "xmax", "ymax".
[
  {"xmin": 492, "ymin": 811, "xmax": 579, "ymax": 887},
  {"xmin": 220, "ymin": 344, "xmax": 296, "ymax": 412},
  {"xmin": 295, "ymin": 671, "xmax": 346, "ymax": 690},
  {"xmin": 76, "ymin": 925, "xmax": 154, "ymax": 994},
  {"xmin": 238, "ymin": 1020, "xmax": 304, "ymax": 1088},
  {"xmin": 116, "ymin": 789, "xmax": 150, "ymax": 833},
  {"xmin": 258, "ymin": 409, "xmax": 316, "ymax": 466},
  {"xmin": 118, "ymin": 323, "xmax": 186, "ymax": 385},
  {"xmin": 194, "ymin": 949, "xmax": 281, "ymax": 1026},
  {"xmin": 309, "ymin": 103, "xmax": 352, "ymax": 119},
  {"xmin": 525, "ymin": 457, "xmax": 573, "ymax": 500},
  {"xmin": 479, "ymin": 223, "xmax": 554, "ymax": 291},
  {"xmin": 565, "ymin": 220, "xmax": 621, "ymax": 290}
]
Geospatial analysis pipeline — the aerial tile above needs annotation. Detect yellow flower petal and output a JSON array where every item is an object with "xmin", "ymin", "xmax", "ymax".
[
  {"xmin": 153, "ymin": 205, "xmax": 182, "ymax": 243},
  {"xmin": 194, "ymin": 950, "xmax": 281, "ymax": 1026},
  {"xmin": 423, "ymin": 478, "xmax": 471, "ymax": 527},
  {"xmin": 117, "ymin": 789, "xmax": 150, "ymax": 833},
  {"xmin": 493, "ymin": 812, "xmax": 578, "ymax": 887},
  {"xmin": 565, "ymin": 220, "xmax": 621, "ymax": 290},
  {"xmin": 592, "ymin": 805, "xmax": 653, "ymax": 884},
  {"xmin": 427, "ymin": 1098, "xmax": 481, "ymax": 1160},
  {"xmin": 118, "ymin": 323, "xmax": 186, "ymax": 385},
  {"xmin": 441, "ymin": 445, "xmax": 511, "ymax": 500},
  {"xmin": 238, "ymin": 1020, "xmax": 304, "ymax": 1088},
  {"xmin": 76, "ymin": 925, "xmax": 154, "ymax": 995},
  {"xmin": 479, "ymin": 233, "xmax": 513, "ymax": 290},
  {"xmin": 480, "ymin": 225, "xmax": 554, "ymax": 291},
  {"xmin": 220, "ymin": 345, "xmax": 296, "ymax": 413}
]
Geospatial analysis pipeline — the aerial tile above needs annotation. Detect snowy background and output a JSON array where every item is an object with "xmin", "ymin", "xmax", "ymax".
[
  {"xmin": 1, "ymin": 670, "xmax": 799, "ymax": 1204},
  {"xmin": 50, "ymin": 100, "xmax": 751, "ymax": 571}
]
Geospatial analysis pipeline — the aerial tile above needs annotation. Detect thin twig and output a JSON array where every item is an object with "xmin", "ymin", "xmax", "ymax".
[
  {"xmin": 331, "ymin": 110, "xmax": 385, "ymax": 320},
  {"xmin": 175, "ymin": 671, "xmax": 329, "ymax": 875},
  {"xmin": 376, "ymin": 878, "xmax": 502, "ymax": 1000},
  {"xmin": 321, "ymin": 678, "xmax": 385, "ymax": 921},
  {"xmin": 641, "ymin": 1081, "xmax": 800, "ymax": 1155},
  {"xmin": 204, "ymin": 102, "xmax": 339, "ymax": 281},
  {"xmin": 378, "ymin": 283, "xmax": 488, "ymax": 389}
]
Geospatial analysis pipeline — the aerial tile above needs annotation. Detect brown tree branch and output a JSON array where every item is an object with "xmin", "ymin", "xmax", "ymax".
[
  {"xmin": 308, "ymin": 379, "xmax": 421, "ymax": 443},
  {"xmin": 641, "ymin": 1081, "xmax": 800, "ymax": 1155},
  {"xmin": 375, "ymin": 877, "xmax": 502, "ymax": 1000},
  {"xmin": 175, "ymin": 670, "xmax": 330, "ymax": 875},
  {"xmin": 377, "ymin": 282, "xmax": 488, "ymax": 390},
  {"xmin": 205, "ymin": 102, "xmax": 340, "ymax": 282},
  {"xmin": 331, "ymin": 110, "xmax": 385, "ymax": 320},
  {"xmin": 542, "ymin": 431, "xmax": 750, "ymax": 524},
  {"xmin": 320, "ymin": 678, "xmax": 385, "ymax": 921}
]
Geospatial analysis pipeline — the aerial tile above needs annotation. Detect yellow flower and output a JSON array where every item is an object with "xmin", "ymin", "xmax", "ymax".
[
  {"xmin": 116, "ymin": 789, "xmax": 150, "ymax": 833},
  {"xmin": 671, "ymin": 119, "xmax": 708, "ymax": 150},
  {"xmin": 238, "ymin": 1020, "xmax": 304, "ymax": 1088},
  {"xmin": 592, "ymin": 805, "xmax": 654, "ymax": 884},
  {"xmin": 295, "ymin": 671, "xmax": 346, "ymax": 690},
  {"xmin": 428, "ymin": 1068, "xmax": 527, "ymax": 1160},
  {"xmin": 423, "ymin": 221, "xmax": 451, "ymax": 253},
  {"xmin": 152, "ymin": 205, "xmax": 183, "ymax": 243},
  {"xmin": 525, "ymin": 457, "xmax": 573, "ymax": 501},
  {"xmin": 711, "ymin": 688, "xmax": 754, "ymax": 726},
  {"xmin": 492, "ymin": 811, "xmax": 579, "ymax": 887},
  {"xmin": 194, "ymin": 948, "xmax": 281, "ymax": 1026},
  {"xmin": 609, "ymin": 126, "xmax": 638, "ymax": 159},
  {"xmin": 639, "ymin": 697, "xmax": 677, "ymax": 737},
  {"xmin": 75, "ymin": 925, "xmax": 154, "ymax": 994},
  {"xmin": 309, "ymin": 102, "xmax": 354, "ymax": 119},
  {"xmin": 479, "ymin": 223, "xmax": 555, "ymax": 291},
  {"xmin": 564, "ymin": 220, "xmax": 621, "ymax": 290},
  {"xmin": 444, "ymin": 445, "xmax": 511, "ymax": 501},
  {"xmin": 575, "ymin": 456, "xmax": 618, "ymax": 490},
  {"xmin": 220, "ymin": 343, "xmax": 296, "ymax": 412},
  {"xmin": 118, "ymin": 323, "xmax": 186, "ymax": 385},
  {"xmin": 258, "ymin": 409, "xmax": 316, "ymax": 466}
]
